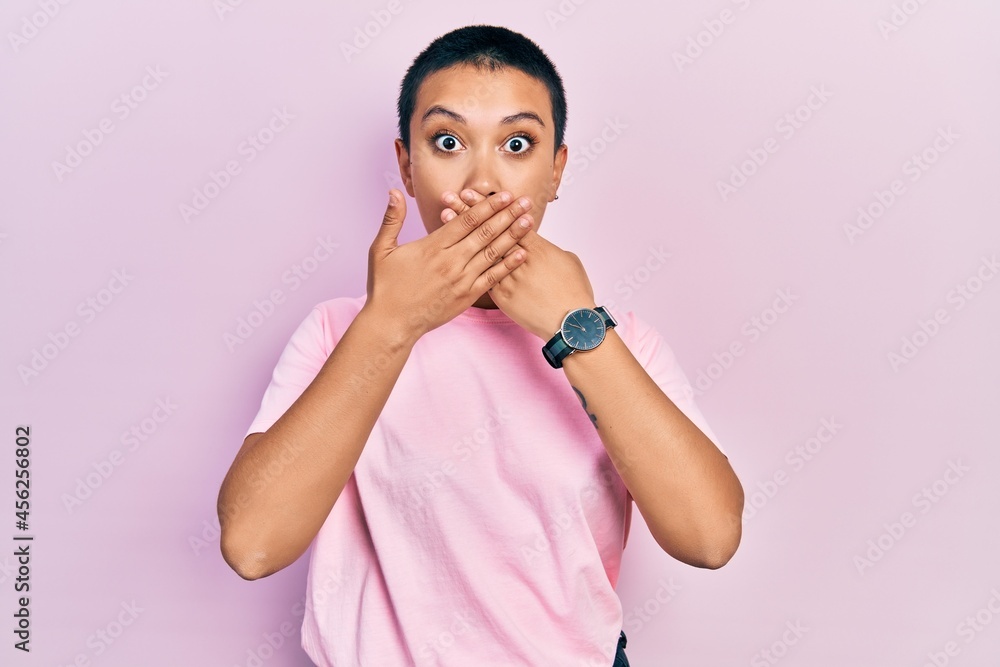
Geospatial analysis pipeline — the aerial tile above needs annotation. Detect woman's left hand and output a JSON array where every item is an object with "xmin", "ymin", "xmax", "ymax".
[{"xmin": 440, "ymin": 189, "xmax": 598, "ymax": 341}]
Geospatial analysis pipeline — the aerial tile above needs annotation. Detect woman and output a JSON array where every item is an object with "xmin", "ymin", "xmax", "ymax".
[{"xmin": 218, "ymin": 24, "xmax": 743, "ymax": 666}]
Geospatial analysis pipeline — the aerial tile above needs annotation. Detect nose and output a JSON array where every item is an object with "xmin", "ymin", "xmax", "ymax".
[{"xmin": 460, "ymin": 147, "xmax": 502, "ymax": 201}]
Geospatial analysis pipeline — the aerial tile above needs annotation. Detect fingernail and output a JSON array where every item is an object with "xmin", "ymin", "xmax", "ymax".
[
  {"xmin": 518, "ymin": 197, "xmax": 531, "ymax": 208},
  {"xmin": 500, "ymin": 192, "xmax": 512, "ymax": 203}
]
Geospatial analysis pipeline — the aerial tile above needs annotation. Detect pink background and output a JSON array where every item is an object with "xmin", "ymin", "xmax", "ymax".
[{"xmin": 3, "ymin": 1, "xmax": 999, "ymax": 665}]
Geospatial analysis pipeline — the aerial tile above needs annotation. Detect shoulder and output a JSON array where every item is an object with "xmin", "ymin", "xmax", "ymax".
[
  {"xmin": 312, "ymin": 292, "xmax": 368, "ymax": 327},
  {"xmin": 285, "ymin": 293, "xmax": 367, "ymax": 355}
]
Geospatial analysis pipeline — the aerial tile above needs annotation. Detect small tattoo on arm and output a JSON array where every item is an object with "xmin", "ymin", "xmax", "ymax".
[{"xmin": 572, "ymin": 385, "xmax": 598, "ymax": 430}]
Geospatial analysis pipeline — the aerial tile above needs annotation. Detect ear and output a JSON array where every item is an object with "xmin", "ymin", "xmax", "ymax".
[
  {"xmin": 394, "ymin": 138, "xmax": 416, "ymax": 198},
  {"xmin": 549, "ymin": 143, "xmax": 569, "ymax": 201}
]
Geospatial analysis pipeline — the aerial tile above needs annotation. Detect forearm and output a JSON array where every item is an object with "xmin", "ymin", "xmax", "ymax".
[
  {"xmin": 218, "ymin": 305, "xmax": 418, "ymax": 580},
  {"xmin": 561, "ymin": 328, "xmax": 744, "ymax": 568}
]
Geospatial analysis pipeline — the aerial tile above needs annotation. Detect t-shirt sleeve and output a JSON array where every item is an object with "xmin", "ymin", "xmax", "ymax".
[
  {"xmin": 619, "ymin": 311, "xmax": 727, "ymax": 460},
  {"xmin": 244, "ymin": 305, "xmax": 330, "ymax": 440}
]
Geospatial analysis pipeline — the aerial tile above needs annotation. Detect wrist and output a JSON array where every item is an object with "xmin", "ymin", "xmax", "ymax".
[{"xmin": 355, "ymin": 303, "xmax": 420, "ymax": 353}]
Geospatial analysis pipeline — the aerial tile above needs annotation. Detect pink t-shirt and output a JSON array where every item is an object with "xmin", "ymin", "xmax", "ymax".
[{"xmin": 244, "ymin": 292, "xmax": 726, "ymax": 667}]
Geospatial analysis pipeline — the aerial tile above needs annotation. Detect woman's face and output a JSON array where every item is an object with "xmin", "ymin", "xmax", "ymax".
[{"xmin": 395, "ymin": 63, "xmax": 568, "ymax": 236}]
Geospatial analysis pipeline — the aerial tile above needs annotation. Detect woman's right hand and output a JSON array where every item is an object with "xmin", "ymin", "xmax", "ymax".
[{"xmin": 364, "ymin": 188, "xmax": 534, "ymax": 343}]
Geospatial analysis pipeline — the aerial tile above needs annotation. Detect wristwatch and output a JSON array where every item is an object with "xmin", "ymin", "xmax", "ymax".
[{"xmin": 542, "ymin": 306, "xmax": 618, "ymax": 369}]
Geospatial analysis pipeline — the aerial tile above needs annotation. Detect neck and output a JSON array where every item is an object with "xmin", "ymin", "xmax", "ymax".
[{"xmin": 470, "ymin": 292, "xmax": 499, "ymax": 310}]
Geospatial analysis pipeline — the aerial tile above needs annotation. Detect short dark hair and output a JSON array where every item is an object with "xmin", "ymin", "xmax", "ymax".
[{"xmin": 396, "ymin": 25, "xmax": 567, "ymax": 158}]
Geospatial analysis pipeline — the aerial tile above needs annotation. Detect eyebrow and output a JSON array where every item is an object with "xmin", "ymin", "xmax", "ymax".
[{"xmin": 419, "ymin": 105, "xmax": 546, "ymax": 130}]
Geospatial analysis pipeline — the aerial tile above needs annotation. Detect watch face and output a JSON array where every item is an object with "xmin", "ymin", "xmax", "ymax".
[{"xmin": 561, "ymin": 308, "xmax": 606, "ymax": 351}]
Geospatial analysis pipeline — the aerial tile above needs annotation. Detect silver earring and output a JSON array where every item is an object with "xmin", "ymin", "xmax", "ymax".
[{"xmin": 554, "ymin": 195, "xmax": 559, "ymax": 200}]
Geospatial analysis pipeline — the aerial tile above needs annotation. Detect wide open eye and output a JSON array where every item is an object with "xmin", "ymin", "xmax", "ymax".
[
  {"xmin": 432, "ymin": 133, "xmax": 462, "ymax": 152},
  {"xmin": 504, "ymin": 134, "xmax": 535, "ymax": 155}
]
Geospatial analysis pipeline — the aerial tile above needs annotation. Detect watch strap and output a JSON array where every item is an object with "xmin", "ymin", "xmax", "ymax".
[{"xmin": 542, "ymin": 333, "xmax": 572, "ymax": 368}]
